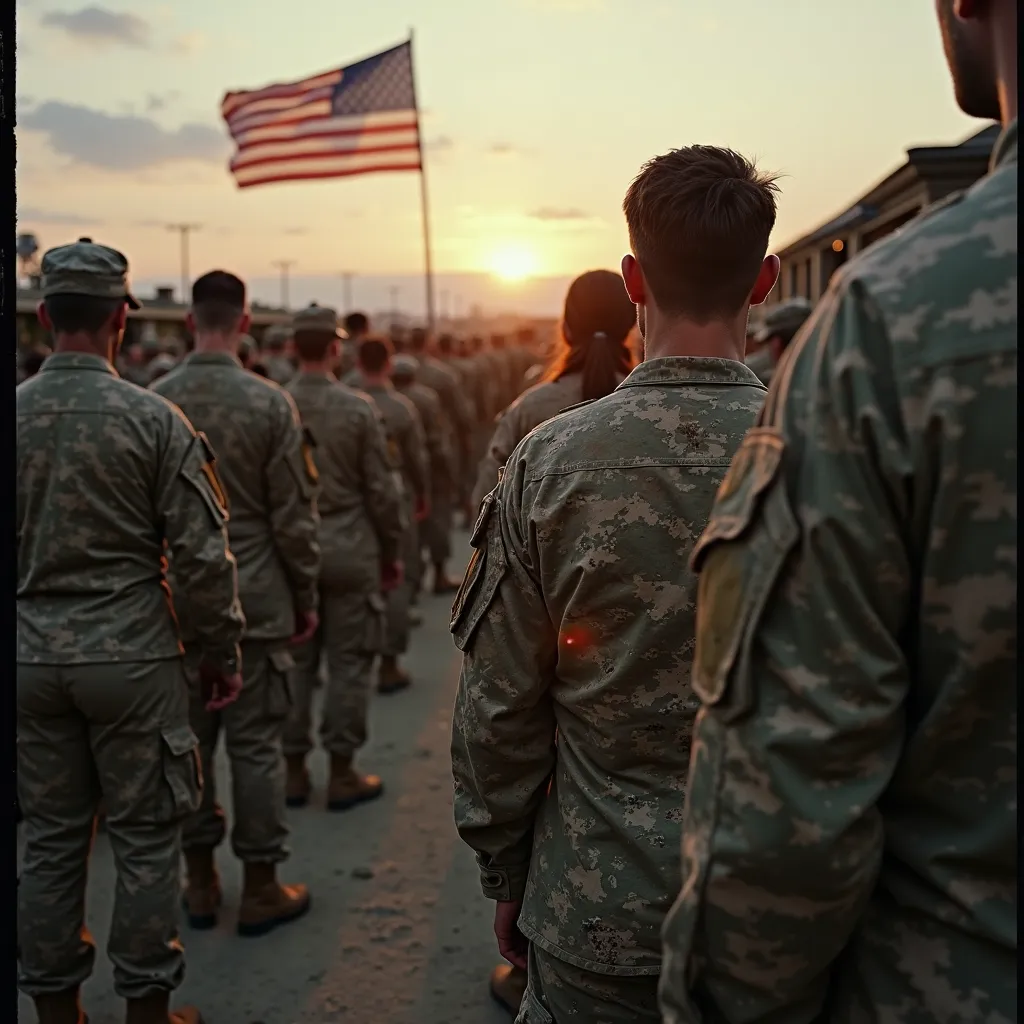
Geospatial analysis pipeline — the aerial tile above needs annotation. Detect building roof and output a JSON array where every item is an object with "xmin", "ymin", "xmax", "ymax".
[{"xmin": 778, "ymin": 122, "xmax": 999, "ymax": 258}]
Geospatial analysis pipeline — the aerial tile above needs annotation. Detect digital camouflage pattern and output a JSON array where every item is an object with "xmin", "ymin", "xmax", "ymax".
[
  {"xmin": 17, "ymin": 353, "xmax": 244, "ymax": 666},
  {"xmin": 283, "ymin": 372, "xmax": 405, "ymax": 759},
  {"xmin": 345, "ymin": 372, "xmax": 430, "ymax": 656},
  {"xmin": 660, "ymin": 121, "xmax": 1018, "ymax": 1024},
  {"xmin": 470, "ymin": 371, "xmax": 590, "ymax": 510},
  {"xmin": 153, "ymin": 351, "xmax": 321, "ymax": 642},
  {"xmin": 450, "ymin": 358, "xmax": 767, "ymax": 982}
]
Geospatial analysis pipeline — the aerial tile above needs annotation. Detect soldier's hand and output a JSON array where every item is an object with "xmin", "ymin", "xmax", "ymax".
[
  {"xmin": 199, "ymin": 661, "xmax": 243, "ymax": 711},
  {"xmin": 380, "ymin": 560, "xmax": 404, "ymax": 593},
  {"xmin": 414, "ymin": 495, "xmax": 431, "ymax": 522},
  {"xmin": 290, "ymin": 609, "xmax": 319, "ymax": 646},
  {"xmin": 493, "ymin": 900, "xmax": 528, "ymax": 970}
]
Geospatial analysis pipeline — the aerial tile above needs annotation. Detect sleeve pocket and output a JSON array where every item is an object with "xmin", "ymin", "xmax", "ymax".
[
  {"xmin": 690, "ymin": 429, "xmax": 799, "ymax": 720},
  {"xmin": 450, "ymin": 491, "xmax": 507, "ymax": 652},
  {"xmin": 180, "ymin": 433, "xmax": 229, "ymax": 528},
  {"xmin": 518, "ymin": 988, "xmax": 553, "ymax": 1024}
]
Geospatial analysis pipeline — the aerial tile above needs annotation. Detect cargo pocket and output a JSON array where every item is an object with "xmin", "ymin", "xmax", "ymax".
[
  {"xmin": 361, "ymin": 592, "xmax": 388, "ymax": 653},
  {"xmin": 690, "ymin": 428, "xmax": 799, "ymax": 722},
  {"xmin": 266, "ymin": 648, "xmax": 295, "ymax": 719},
  {"xmin": 450, "ymin": 490, "xmax": 507, "ymax": 652},
  {"xmin": 161, "ymin": 725, "xmax": 202, "ymax": 819}
]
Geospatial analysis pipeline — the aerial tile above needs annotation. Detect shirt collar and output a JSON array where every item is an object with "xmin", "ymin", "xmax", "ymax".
[
  {"xmin": 185, "ymin": 351, "xmax": 241, "ymax": 368},
  {"xmin": 990, "ymin": 118, "xmax": 1018, "ymax": 172},
  {"xmin": 616, "ymin": 355, "xmax": 765, "ymax": 390},
  {"xmin": 40, "ymin": 352, "xmax": 116, "ymax": 375}
]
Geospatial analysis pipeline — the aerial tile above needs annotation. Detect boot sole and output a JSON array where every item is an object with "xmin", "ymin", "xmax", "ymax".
[
  {"xmin": 236, "ymin": 896, "xmax": 311, "ymax": 937},
  {"xmin": 285, "ymin": 794, "xmax": 310, "ymax": 808},
  {"xmin": 377, "ymin": 682, "xmax": 411, "ymax": 695},
  {"xmin": 327, "ymin": 787, "xmax": 384, "ymax": 812},
  {"xmin": 180, "ymin": 895, "xmax": 220, "ymax": 930}
]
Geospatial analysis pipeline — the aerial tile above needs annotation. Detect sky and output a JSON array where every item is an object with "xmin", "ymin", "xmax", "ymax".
[{"xmin": 15, "ymin": 0, "xmax": 985, "ymax": 317}]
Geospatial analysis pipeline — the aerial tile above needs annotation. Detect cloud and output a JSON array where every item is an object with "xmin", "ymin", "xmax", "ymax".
[
  {"xmin": 17, "ymin": 206, "xmax": 98, "ymax": 225},
  {"xmin": 145, "ymin": 91, "xmax": 180, "ymax": 113},
  {"xmin": 426, "ymin": 135, "xmax": 454, "ymax": 152},
  {"xmin": 41, "ymin": 6, "xmax": 151, "ymax": 48},
  {"xmin": 529, "ymin": 207, "xmax": 591, "ymax": 221},
  {"xmin": 20, "ymin": 101, "xmax": 228, "ymax": 170},
  {"xmin": 487, "ymin": 142, "xmax": 522, "ymax": 156},
  {"xmin": 170, "ymin": 31, "xmax": 207, "ymax": 54},
  {"xmin": 283, "ymin": 227, "xmax": 307, "ymax": 236}
]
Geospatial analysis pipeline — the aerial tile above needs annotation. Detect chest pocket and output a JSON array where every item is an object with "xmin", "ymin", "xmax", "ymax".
[
  {"xmin": 690, "ymin": 428, "xmax": 799, "ymax": 721},
  {"xmin": 450, "ymin": 489, "xmax": 508, "ymax": 652}
]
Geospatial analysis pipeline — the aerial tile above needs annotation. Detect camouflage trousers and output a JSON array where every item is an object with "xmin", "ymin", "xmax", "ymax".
[
  {"xmin": 181, "ymin": 640, "xmax": 291, "ymax": 863},
  {"xmin": 515, "ymin": 945, "xmax": 660, "ymax": 1024},
  {"xmin": 286, "ymin": 586, "xmax": 386, "ymax": 758},
  {"xmin": 17, "ymin": 658, "xmax": 199, "ymax": 1000},
  {"xmin": 423, "ymin": 480, "xmax": 454, "ymax": 565},
  {"xmin": 385, "ymin": 509, "xmax": 418, "ymax": 656}
]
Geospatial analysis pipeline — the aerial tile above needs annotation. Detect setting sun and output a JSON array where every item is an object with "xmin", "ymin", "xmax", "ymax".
[{"xmin": 488, "ymin": 244, "xmax": 538, "ymax": 283}]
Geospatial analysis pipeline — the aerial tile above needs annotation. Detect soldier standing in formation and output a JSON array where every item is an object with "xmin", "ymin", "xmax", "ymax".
[
  {"xmin": 348, "ymin": 337, "xmax": 431, "ymax": 694},
  {"xmin": 471, "ymin": 269, "xmax": 636, "ymax": 511},
  {"xmin": 284, "ymin": 304, "xmax": 406, "ymax": 811},
  {"xmin": 153, "ymin": 271, "xmax": 321, "ymax": 939},
  {"xmin": 451, "ymin": 147, "xmax": 781, "ymax": 1021},
  {"xmin": 743, "ymin": 296, "xmax": 812, "ymax": 387},
  {"xmin": 260, "ymin": 324, "xmax": 296, "ymax": 386},
  {"xmin": 407, "ymin": 327, "xmax": 473, "ymax": 592},
  {"xmin": 341, "ymin": 311, "xmax": 370, "ymax": 376},
  {"xmin": 17, "ymin": 240, "xmax": 245, "ymax": 1024},
  {"xmin": 660, "ymin": 1, "xmax": 1017, "ymax": 1021}
]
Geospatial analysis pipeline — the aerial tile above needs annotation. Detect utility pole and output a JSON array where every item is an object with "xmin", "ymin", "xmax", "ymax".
[
  {"xmin": 273, "ymin": 260, "xmax": 295, "ymax": 310},
  {"xmin": 440, "ymin": 289, "xmax": 449, "ymax": 324},
  {"xmin": 389, "ymin": 285, "xmax": 399, "ymax": 326},
  {"xmin": 340, "ymin": 271, "xmax": 354, "ymax": 312},
  {"xmin": 166, "ymin": 223, "xmax": 201, "ymax": 304}
]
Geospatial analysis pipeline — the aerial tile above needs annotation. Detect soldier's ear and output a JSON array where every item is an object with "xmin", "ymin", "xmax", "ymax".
[
  {"xmin": 620, "ymin": 254, "xmax": 646, "ymax": 306},
  {"xmin": 749, "ymin": 255, "xmax": 781, "ymax": 306},
  {"xmin": 239, "ymin": 311, "xmax": 252, "ymax": 335},
  {"xmin": 36, "ymin": 301, "xmax": 53, "ymax": 331}
]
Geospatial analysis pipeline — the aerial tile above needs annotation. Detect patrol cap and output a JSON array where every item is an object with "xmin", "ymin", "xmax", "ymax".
[
  {"xmin": 753, "ymin": 297, "xmax": 813, "ymax": 344},
  {"xmin": 291, "ymin": 302, "xmax": 344, "ymax": 338},
  {"xmin": 40, "ymin": 237, "xmax": 141, "ymax": 310},
  {"xmin": 262, "ymin": 324, "xmax": 292, "ymax": 348},
  {"xmin": 391, "ymin": 354, "xmax": 419, "ymax": 379},
  {"xmin": 148, "ymin": 353, "xmax": 178, "ymax": 374}
]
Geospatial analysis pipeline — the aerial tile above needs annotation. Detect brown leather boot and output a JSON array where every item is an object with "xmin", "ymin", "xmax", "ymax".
[
  {"xmin": 285, "ymin": 754, "xmax": 311, "ymax": 808},
  {"xmin": 326, "ymin": 754, "xmax": 384, "ymax": 811},
  {"xmin": 377, "ymin": 656, "xmax": 411, "ymax": 695},
  {"xmin": 489, "ymin": 963, "xmax": 527, "ymax": 1015},
  {"xmin": 124, "ymin": 991, "xmax": 203, "ymax": 1024},
  {"xmin": 33, "ymin": 989, "xmax": 87, "ymax": 1024},
  {"xmin": 237, "ymin": 862, "xmax": 311, "ymax": 937},
  {"xmin": 182, "ymin": 847, "xmax": 221, "ymax": 930}
]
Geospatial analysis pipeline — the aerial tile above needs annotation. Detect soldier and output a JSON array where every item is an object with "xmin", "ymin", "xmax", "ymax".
[
  {"xmin": 470, "ymin": 269, "xmax": 636, "ymax": 511},
  {"xmin": 450, "ymin": 146, "xmax": 781, "ymax": 1022},
  {"xmin": 153, "ymin": 270, "xmax": 321, "ymax": 939},
  {"xmin": 284, "ymin": 304, "xmax": 406, "ymax": 812},
  {"xmin": 260, "ymin": 324, "xmax": 296, "ymax": 385},
  {"xmin": 146, "ymin": 352, "xmax": 178, "ymax": 384},
  {"xmin": 659, "ymin": 4, "xmax": 1017, "ymax": 1022},
  {"xmin": 407, "ymin": 328, "xmax": 472, "ymax": 592},
  {"xmin": 17, "ymin": 238, "xmax": 245, "ymax": 1024},
  {"xmin": 745, "ymin": 296, "xmax": 813, "ymax": 386},
  {"xmin": 349, "ymin": 337, "xmax": 431, "ymax": 693},
  {"xmin": 341, "ymin": 311, "xmax": 370, "ymax": 376}
]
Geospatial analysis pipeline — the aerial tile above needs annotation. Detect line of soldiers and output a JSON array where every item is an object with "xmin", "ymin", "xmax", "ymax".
[{"xmin": 15, "ymin": 241, "xmax": 538, "ymax": 1023}]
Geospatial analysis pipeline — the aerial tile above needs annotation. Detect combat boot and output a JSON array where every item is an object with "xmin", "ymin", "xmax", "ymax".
[
  {"xmin": 33, "ymin": 989, "xmax": 87, "ymax": 1024},
  {"xmin": 378, "ymin": 655, "xmax": 411, "ymax": 695},
  {"xmin": 285, "ymin": 754, "xmax": 311, "ymax": 808},
  {"xmin": 124, "ymin": 991, "xmax": 203, "ymax": 1024},
  {"xmin": 182, "ymin": 847, "xmax": 221, "ymax": 930},
  {"xmin": 489, "ymin": 963, "xmax": 528, "ymax": 1015},
  {"xmin": 326, "ymin": 753, "xmax": 384, "ymax": 811},
  {"xmin": 237, "ymin": 862, "xmax": 311, "ymax": 937}
]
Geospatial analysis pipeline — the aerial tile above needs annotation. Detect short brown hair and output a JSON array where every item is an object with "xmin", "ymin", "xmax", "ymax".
[
  {"xmin": 293, "ymin": 329, "xmax": 334, "ymax": 362},
  {"xmin": 191, "ymin": 270, "xmax": 247, "ymax": 332},
  {"xmin": 358, "ymin": 336, "xmax": 393, "ymax": 374},
  {"xmin": 623, "ymin": 146, "xmax": 779, "ymax": 321}
]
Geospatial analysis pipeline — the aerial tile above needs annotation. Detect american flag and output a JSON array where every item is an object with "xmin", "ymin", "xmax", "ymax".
[{"xmin": 221, "ymin": 41, "xmax": 421, "ymax": 190}]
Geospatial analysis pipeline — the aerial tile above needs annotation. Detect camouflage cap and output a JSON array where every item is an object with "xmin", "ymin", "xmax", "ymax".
[
  {"xmin": 238, "ymin": 334, "xmax": 258, "ymax": 357},
  {"xmin": 753, "ymin": 297, "xmax": 813, "ymax": 344},
  {"xmin": 40, "ymin": 237, "xmax": 141, "ymax": 310},
  {"xmin": 391, "ymin": 354, "xmax": 419, "ymax": 379},
  {"xmin": 262, "ymin": 324, "xmax": 292, "ymax": 348},
  {"xmin": 292, "ymin": 302, "xmax": 345, "ymax": 338}
]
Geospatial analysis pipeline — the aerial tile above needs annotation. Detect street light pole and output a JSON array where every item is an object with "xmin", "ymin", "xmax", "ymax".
[
  {"xmin": 389, "ymin": 285, "xmax": 399, "ymax": 326},
  {"xmin": 166, "ymin": 223, "xmax": 201, "ymax": 304},
  {"xmin": 273, "ymin": 260, "xmax": 295, "ymax": 310},
  {"xmin": 340, "ymin": 272, "xmax": 354, "ymax": 312}
]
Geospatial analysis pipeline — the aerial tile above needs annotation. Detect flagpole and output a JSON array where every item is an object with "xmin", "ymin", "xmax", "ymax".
[{"xmin": 408, "ymin": 29, "xmax": 436, "ymax": 337}]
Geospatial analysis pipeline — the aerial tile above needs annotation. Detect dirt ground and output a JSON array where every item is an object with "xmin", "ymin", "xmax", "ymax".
[{"xmin": 18, "ymin": 537, "xmax": 513, "ymax": 1024}]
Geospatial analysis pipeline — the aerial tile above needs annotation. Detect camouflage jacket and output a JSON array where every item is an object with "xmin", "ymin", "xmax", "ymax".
[
  {"xmin": 347, "ymin": 373, "xmax": 431, "ymax": 504},
  {"xmin": 153, "ymin": 351, "xmax": 320, "ymax": 641},
  {"xmin": 451, "ymin": 356, "xmax": 767, "ymax": 976},
  {"xmin": 660, "ymin": 121, "xmax": 1018, "ymax": 1024},
  {"xmin": 472, "ymin": 372, "xmax": 619, "ymax": 510},
  {"xmin": 413, "ymin": 355, "xmax": 474, "ymax": 465},
  {"xmin": 285, "ymin": 372, "xmax": 405, "ymax": 571},
  {"xmin": 17, "ymin": 353, "xmax": 244, "ymax": 666},
  {"xmin": 263, "ymin": 353, "xmax": 296, "ymax": 387},
  {"xmin": 395, "ymin": 378, "xmax": 456, "ymax": 488}
]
